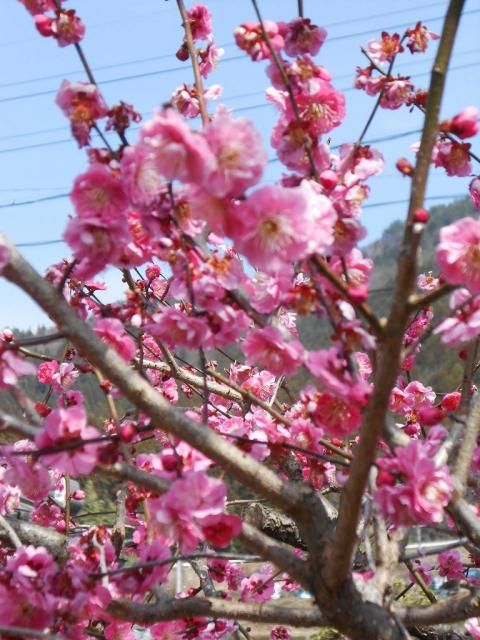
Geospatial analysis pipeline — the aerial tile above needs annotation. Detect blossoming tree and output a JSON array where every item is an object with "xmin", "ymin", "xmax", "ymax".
[{"xmin": 1, "ymin": 0, "xmax": 480, "ymax": 639}]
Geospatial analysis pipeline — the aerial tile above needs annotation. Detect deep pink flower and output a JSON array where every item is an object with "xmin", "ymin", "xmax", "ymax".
[
  {"xmin": 94, "ymin": 318, "xmax": 136, "ymax": 361},
  {"xmin": 380, "ymin": 77, "xmax": 414, "ymax": 109},
  {"xmin": 234, "ymin": 20, "xmax": 286, "ymax": 61},
  {"xmin": 448, "ymin": 106, "xmax": 479, "ymax": 139},
  {"xmin": 434, "ymin": 289, "xmax": 480, "ymax": 345},
  {"xmin": 71, "ymin": 164, "xmax": 128, "ymax": 222},
  {"xmin": 200, "ymin": 513, "xmax": 242, "ymax": 547},
  {"xmin": 104, "ymin": 623, "xmax": 136, "ymax": 640},
  {"xmin": 0, "ymin": 350, "xmax": 36, "ymax": 390},
  {"xmin": 198, "ymin": 42, "xmax": 224, "ymax": 78},
  {"xmin": 240, "ymin": 565, "xmax": 275, "ymax": 602},
  {"xmin": 186, "ymin": 4, "xmax": 212, "ymax": 41},
  {"xmin": 203, "ymin": 112, "xmax": 267, "ymax": 198},
  {"xmin": 35, "ymin": 9, "xmax": 85, "ymax": 47},
  {"xmin": 375, "ymin": 440, "xmax": 453, "ymax": 527},
  {"xmin": 145, "ymin": 307, "xmax": 212, "ymax": 350},
  {"xmin": 242, "ymin": 326, "xmax": 304, "ymax": 377},
  {"xmin": 120, "ymin": 145, "xmax": 167, "ymax": 208},
  {"xmin": 432, "ymin": 139, "xmax": 472, "ymax": 176},
  {"xmin": 284, "ymin": 18, "xmax": 326, "ymax": 57},
  {"xmin": 35, "ymin": 405, "xmax": 102, "ymax": 475},
  {"xmin": 271, "ymin": 627, "xmax": 292, "ymax": 640},
  {"xmin": 406, "ymin": 22, "xmax": 439, "ymax": 53},
  {"xmin": 56, "ymin": 80, "xmax": 108, "ymax": 147},
  {"xmin": 466, "ymin": 618, "xmax": 480, "ymax": 638},
  {"xmin": 438, "ymin": 550, "xmax": 465, "ymax": 581},
  {"xmin": 17, "ymin": 0, "xmax": 56, "ymax": 15},
  {"xmin": 436, "ymin": 217, "xmax": 480, "ymax": 293},
  {"xmin": 228, "ymin": 185, "xmax": 313, "ymax": 271},
  {"xmin": 171, "ymin": 83, "xmax": 222, "ymax": 118},
  {"xmin": 309, "ymin": 391, "xmax": 362, "ymax": 436},
  {"xmin": 139, "ymin": 108, "xmax": 216, "ymax": 185},
  {"xmin": 64, "ymin": 214, "xmax": 132, "ymax": 278},
  {"xmin": 366, "ymin": 32, "xmax": 404, "ymax": 65}
]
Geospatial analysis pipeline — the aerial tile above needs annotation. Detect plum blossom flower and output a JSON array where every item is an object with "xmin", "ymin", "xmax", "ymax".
[
  {"xmin": 0, "ymin": 349, "xmax": 36, "ymax": 390},
  {"xmin": 242, "ymin": 326, "xmax": 304, "ymax": 377},
  {"xmin": 17, "ymin": 0, "xmax": 56, "ymax": 15},
  {"xmin": 145, "ymin": 307, "xmax": 212, "ymax": 350},
  {"xmin": 375, "ymin": 440, "xmax": 453, "ymax": 527},
  {"xmin": 366, "ymin": 32, "xmax": 404, "ymax": 65},
  {"xmin": 35, "ymin": 405, "xmax": 102, "ymax": 475},
  {"xmin": 406, "ymin": 22, "xmax": 439, "ymax": 53},
  {"xmin": 149, "ymin": 471, "xmax": 227, "ymax": 552},
  {"xmin": 271, "ymin": 627, "xmax": 292, "ymax": 640},
  {"xmin": 35, "ymin": 9, "xmax": 85, "ymax": 47},
  {"xmin": 307, "ymin": 390, "xmax": 362, "ymax": 436},
  {"xmin": 234, "ymin": 20, "xmax": 286, "ymax": 61},
  {"xmin": 71, "ymin": 164, "xmax": 128, "ymax": 221},
  {"xmin": 447, "ymin": 106, "xmax": 479, "ymax": 139},
  {"xmin": 198, "ymin": 42, "xmax": 224, "ymax": 78},
  {"xmin": 37, "ymin": 360, "xmax": 78, "ymax": 392},
  {"xmin": 438, "ymin": 550, "xmax": 465, "ymax": 581},
  {"xmin": 240, "ymin": 565, "xmax": 276, "ymax": 602},
  {"xmin": 417, "ymin": 271, "xmax": 440, "ymax": 291},
  {"xmin": 284, "ymin": 18, "xmax": 326, "ymax": 57},
  {"xmin": 434, "ymin": 289, "xmax": 480, "ymax": 345},
  {"xmin": 186, "ymin": 4, "xmax": 212, "ymax": 41},
  {"xmin": 228, "ymin": 185, "xmax": 315, "ymax": 272},
  {"xmin": 94, "ymin": 318, "xmax": 136, "ymax": 361},
  {"xmin": 432, "ymin": 139, "xmax": 472, "ymax": 176},
  {"xmin": 56, "ymin": 80, "xmax": 108, "ymax": 147},
  {"xmin": 202, "ymin": 111, "xmax": 267, "ymax": 199},
  {"xmin": 466, "ymin": 618, "xmax": 480, "ymax": 638},
  {"xmin": 139, "ymin": 108, "xmax": 216, "ymax": 184},
  {"xmin": 436, "ymin": 217, "xmax": 480, "ymax": 293},
  {"xmin": 171, "ymin": 83, "xmax": 222, "ymax": 118}
]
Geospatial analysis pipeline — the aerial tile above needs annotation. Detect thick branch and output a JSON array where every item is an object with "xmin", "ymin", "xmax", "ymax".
[
  {"xmin": 108, "ymin": 596, "xmax": 327, "ymax": 627},
  {"xmin": 322, "ymin": 0, "xmax": 466, "ymax": 592},
  {"xmin": 0, "ymin": 236, "xmax": 317, "ymax": 521}
]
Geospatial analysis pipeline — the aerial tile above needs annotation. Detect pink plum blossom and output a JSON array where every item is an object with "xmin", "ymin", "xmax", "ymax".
[
  {"xmin": 375, "ymin": 440, "xmax": 453, "ymax": 527},
  {"xmin": 71, "ymin": 164, "xmax": 128, "ymax": 221},
  {"xmin": 139, "ymin": 108, "xmax": 216, "ymax": 185},
  {"xmin": 17, "ymin": 0, "xmax": 56, "ymax": 15},
  {"xmin": 35, "ymin": 405, "xmax": 102, "ymax": 475},
  {"xmin": 366, "ymin": 32, "xmax": 404, "ymax": 65},
  {"xmin": 438, "ymin": 550, "xmax": 465, "ymax": 581},
  {"xmin": 145, "ymin": 307, "xmax": 212, "ymax": 350},
  {"xmin": 0, "ymin": 349, "xmax": 36, "ymax": 390},
  {"xmin": 432, "ymin": 139, "xmax": 472, "ymax": 176},
  {"xmin": 434, "ymin": 289, "xmax": 480, "ymax": 345},
  {"xmin": 203, "ymin": 111, "xmax": 267, "ymax": 198},
  {"xmin": 448, "ymin": 106, "xmax": 479, "ymax": 139},
  {"xmin": 94, "ymin": 317, "xmax": 136, "ymax": 361},
  {"xmin": 186, "ymin": 4, "xmax": 212, "ymax": 41},
  {"xmin": 240, "ymin": 565, "xmax": 275, "ymax": 602},
  {"xmin": 284, "ymin": 18, "xmax": 326, "ymax": 57},
  {"xmin": 56, "ymin": 80, "xmax": 108, "ymax": 147},
  {"xmin": 228, "ymin": 184, "xmax": 314, "ymax": 271},
  {"xmin": 234, "ymin": 20, "xmax": 286, "ymax": 61},
  {"xmin": 405, "ymin": 22, "xmax": 439, "ymax": 53},
  {"xmin": 436, "ymin": 217, "xmax": 480, "ymax": 293},
  {"xmin": 242, "ymin": 326, "xmax": 304, "ymax": 377},
  {"xmin": 35, "ymin": 9, "xmax": 85, "ymax": 47}
]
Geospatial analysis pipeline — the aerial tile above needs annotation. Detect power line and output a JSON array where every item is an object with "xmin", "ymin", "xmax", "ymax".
[
  {"xmin": 2, "ymin": 7, "xmax": 477, "ymax": 107},
  {"xmin": 1, "ymin": 0, "xmax": 446, "ymax": 92},
  {"xmin": 0, "ymin": 56, "xmax": 476, "ymax": 158},
  {"xmin": 9, "ymin": 194, "xmax": 468, "ymax": 252}
]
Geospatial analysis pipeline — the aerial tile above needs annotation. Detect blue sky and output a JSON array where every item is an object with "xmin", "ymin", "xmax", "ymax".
[{"xmin": 0, "ymin": 0, "xmax": 479, "ymax": 329}]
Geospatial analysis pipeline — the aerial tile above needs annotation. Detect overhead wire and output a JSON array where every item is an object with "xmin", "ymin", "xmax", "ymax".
[
  {"xmin": 10, "ymin": 193, "xmax": 469, "ymax": 249},
  {"xmin": 0, "ymin": 0, "xmax": 448, "ymax": 91},
  {"xmin": 1, "ymin": 6, "xmax": 478, "ymax": 107}
]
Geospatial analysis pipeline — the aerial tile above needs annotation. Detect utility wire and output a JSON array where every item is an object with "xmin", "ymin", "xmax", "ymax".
[
  {"xmin": 1, "ymin": 7, "xmax": 478, "ymax": 107},
  {"xmin": 0, "ymin": 57, "xmax": 476, "ymax": 157},
  {"xmin": 10, "ymin": 194, "xmax": 469, "ymax": 249},
  {"xmin": 1, "ymin": 0, "xmax": 447, "ymax": 92}
]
